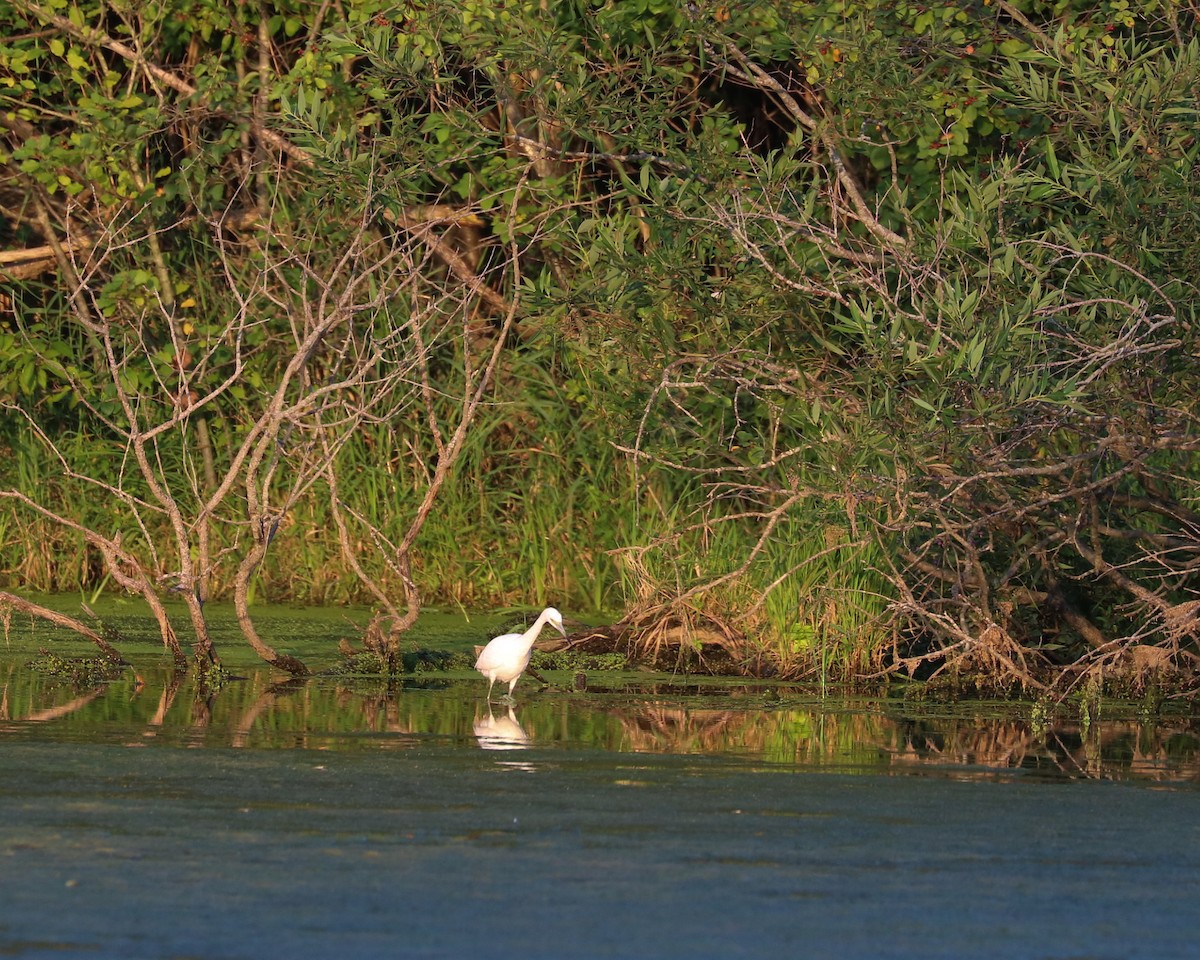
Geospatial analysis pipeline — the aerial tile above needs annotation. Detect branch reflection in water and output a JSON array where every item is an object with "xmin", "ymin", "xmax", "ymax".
[{"xmin": 2, "ymin": 661, "xmax": 1198, "ymax": 784}]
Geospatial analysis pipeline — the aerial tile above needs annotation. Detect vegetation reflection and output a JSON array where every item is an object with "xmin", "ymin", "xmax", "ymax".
[{"xmin": 3, "ymin": 661, "xmax": 1196, "ymax": 784}]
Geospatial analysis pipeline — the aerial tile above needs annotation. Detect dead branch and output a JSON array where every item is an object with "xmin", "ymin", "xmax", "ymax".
[
  {"xmin": 0, "ymin": 592, "xmax": 126, "ymax": 663},
  {"xmin": 707, "ymin": 40, "xmax": 908, "ymax": 251}
]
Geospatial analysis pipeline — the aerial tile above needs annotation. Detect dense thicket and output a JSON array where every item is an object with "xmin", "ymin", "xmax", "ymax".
[{"xmin": 2, "ymin": 0, "xmax": 1198, "ymax": 693}]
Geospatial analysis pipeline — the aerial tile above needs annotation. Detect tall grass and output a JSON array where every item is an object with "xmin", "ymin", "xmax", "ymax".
[
  {"xmin": 612, "ymin": 490, "xmax": 892, "ymax": 679},
  {"xmin": 749, "ymin": 523, "xmax": 891, "ymax": 682},
  {"xmin": 1, "ymin": 346, "xmax": 895, "ymax": 676},
  {"xmin": 3, "ymin": 426, "xmax": 102, "ymax": 592}
]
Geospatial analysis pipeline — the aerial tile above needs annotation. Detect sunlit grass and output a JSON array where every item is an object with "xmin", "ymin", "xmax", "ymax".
[{"xmin": 2, "ymin": 359, "xmax": 894, "ymax": 677}]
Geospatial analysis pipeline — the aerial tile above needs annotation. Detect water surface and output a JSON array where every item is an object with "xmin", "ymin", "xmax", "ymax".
[{"xmin": 1, "ymin": 604, "xmax": 1197, "ymax": 958}]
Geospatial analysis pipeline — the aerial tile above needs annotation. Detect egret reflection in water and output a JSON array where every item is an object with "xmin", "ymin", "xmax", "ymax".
[{"xmin": 474, "ymin": 705, "xmax": 530, "ymax": 750}]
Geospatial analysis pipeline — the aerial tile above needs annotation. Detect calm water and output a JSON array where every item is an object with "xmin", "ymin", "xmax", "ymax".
[{"xmin": 1, "ymin": 604, "xmax": 1198, "ymax": 958}]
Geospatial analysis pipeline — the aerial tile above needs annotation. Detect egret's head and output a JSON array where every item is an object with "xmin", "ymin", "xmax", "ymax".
[{"xmin": 545, "ymin": 606, "xmax": 566, "ymax": 635}]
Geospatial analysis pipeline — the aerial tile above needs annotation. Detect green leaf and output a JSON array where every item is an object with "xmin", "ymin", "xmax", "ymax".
[{"xmin": 1044, "ymin": 140, "xmax": 1059, "ymax": 179}]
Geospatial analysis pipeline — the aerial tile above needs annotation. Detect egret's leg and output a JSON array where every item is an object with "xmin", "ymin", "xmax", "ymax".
[
  {"xmin": 486, "ymin": 677, "xmax": 496, "ymax": 702},
  {"xmin": 497, "ymin": 675, "xmax": 519, "ymax": 705}
]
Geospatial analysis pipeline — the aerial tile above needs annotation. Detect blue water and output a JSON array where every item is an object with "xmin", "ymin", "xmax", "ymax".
[{"xmin": 2, "ymin": 725, "xmax": 1196, "ymax": 959}]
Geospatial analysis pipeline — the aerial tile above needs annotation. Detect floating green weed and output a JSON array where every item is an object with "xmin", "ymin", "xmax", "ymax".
[{"xmin": 28, "ymin": 649, "xmax": 127, "ymax": 686}]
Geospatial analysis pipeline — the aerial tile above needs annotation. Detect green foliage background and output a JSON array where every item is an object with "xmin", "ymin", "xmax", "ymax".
[{"xmin": 2, "ymin": 0, "xmax": 1198, "ymax": 684}]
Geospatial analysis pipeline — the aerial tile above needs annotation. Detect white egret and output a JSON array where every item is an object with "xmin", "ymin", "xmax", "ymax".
[{"xmin": 474, "ymin": 607, "xmax": 566, "ymax": 701}]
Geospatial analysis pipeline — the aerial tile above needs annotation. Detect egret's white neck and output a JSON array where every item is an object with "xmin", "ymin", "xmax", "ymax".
[{"xmin": 522, "ymin": 607, "xmax": 559, "ymax": 644}]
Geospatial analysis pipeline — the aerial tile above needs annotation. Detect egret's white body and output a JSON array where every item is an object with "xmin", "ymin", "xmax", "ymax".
[{"xmin": 474, "ymin": 606, "xmax": 566, "ymax": 701}]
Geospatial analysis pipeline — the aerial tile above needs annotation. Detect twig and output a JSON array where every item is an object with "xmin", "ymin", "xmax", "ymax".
[{"xmin": 708, "ymin": 40, "xmax": 908, "ymax": 250}]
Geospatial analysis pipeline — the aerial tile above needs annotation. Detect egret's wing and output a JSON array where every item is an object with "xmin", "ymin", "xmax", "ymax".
[{"xmin": 475, "ymin": 633, "xmax": 520, "ymax": 671}]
